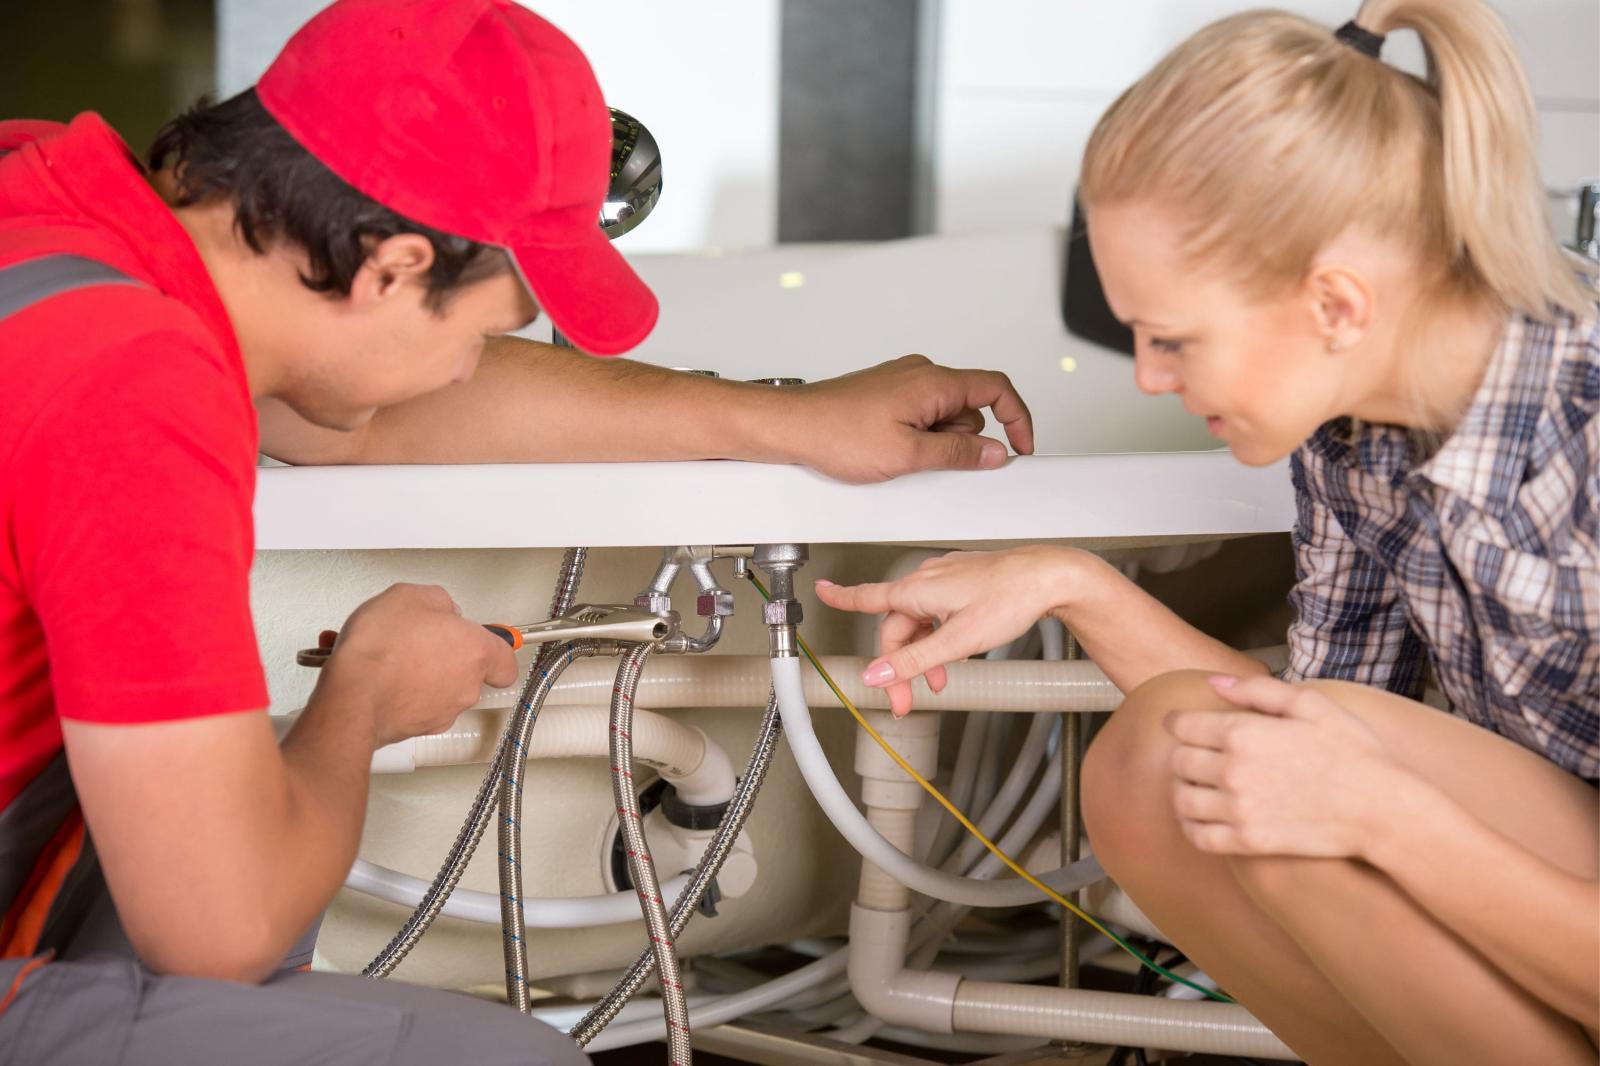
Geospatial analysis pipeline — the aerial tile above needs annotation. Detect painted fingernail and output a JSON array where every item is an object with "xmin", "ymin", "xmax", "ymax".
[
  {"xmin": 1208, "ymin": 674, "xmax": 1238, "ymax": 689},
  {"xmin": 980, "ymin": 440, "xmax": 1006, "ymax": 467},
  {"xmin": 863, "ymin": 662, "xmax": 896, "ymax": 685}
]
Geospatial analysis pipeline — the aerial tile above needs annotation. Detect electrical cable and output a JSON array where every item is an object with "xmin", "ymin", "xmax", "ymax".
[{"xmin": 747, "ymin": 573, "xmax": 1233, "ymax": 1004}]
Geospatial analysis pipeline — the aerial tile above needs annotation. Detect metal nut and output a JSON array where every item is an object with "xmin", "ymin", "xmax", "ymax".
[
  {"xmin": 762, "ymin": 600, "xmax": 803, "ymax": 626},
  {"xmin": 697, "ymin": 590, "xmax": 736, "ymax": 618},
  {"xmin": 634, "ymin": 592, "xmax": 672, "ymax": 614}
]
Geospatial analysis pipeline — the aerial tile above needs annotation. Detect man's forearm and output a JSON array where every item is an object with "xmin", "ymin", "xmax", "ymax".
[{"xmin": 262, "ymin": 338, "xmax": 791, "ymax": 466}]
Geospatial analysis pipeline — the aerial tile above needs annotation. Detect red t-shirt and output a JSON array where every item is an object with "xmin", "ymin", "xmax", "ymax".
[{"xmin": 0, "ymin": 113, "xmax": 267, "ymax": 813}]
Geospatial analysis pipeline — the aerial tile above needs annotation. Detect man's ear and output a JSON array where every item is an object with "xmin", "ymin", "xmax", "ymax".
[
  {"xmin": 349, "ymin": 234, "xmax": 435, "ymax": 307},
  {"xmin": 1305, "ymin": 262, "xmax": 1374, "ymax": 355}
]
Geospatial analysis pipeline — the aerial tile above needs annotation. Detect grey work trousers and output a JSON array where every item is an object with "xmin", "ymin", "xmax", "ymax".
[{"xmin": 0, "ymin": 892, "xmax": 590, "ymax": 1066}]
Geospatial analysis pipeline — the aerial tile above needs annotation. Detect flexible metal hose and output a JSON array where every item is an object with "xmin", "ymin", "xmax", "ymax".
[
  {"xmin": 500, "ymin": 642, "xmax": 598, "ymax": 1009},
  {"xmin": 569, "ymin": 689, "xmax": 784, "ymax": 1046},
  {"xmin": 364, "ymin": 548, "xmax": 589, "ymax": 979},
  {"xmin": 607, "ymin": 643, "xmax": 692, "ymax": 1065}
]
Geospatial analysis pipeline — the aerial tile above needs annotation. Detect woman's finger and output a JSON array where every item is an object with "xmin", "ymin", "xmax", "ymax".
[
  {"xmin": 1170, "ymin": 743, "xmax": 1227, "ymax": 786},
  {"xmin": 863, "ymin": 616, "xmax": 981, "ymax": 694},
  {"xmin": 1208, "ymin": 673, "xmax": 1304, "ymax": 717},
  {"xmin": 1179, "ymin": 818, "xmax": 1245, "ymax": 855},
  {"xmin": 1172, "ymin": 781, "xmax": 1232, "ymax": 823},
  {"xmin": 814, "ymin": 579, "xmax": 898, "ymax": 616},
  {"xmin": 1163, "ymin": 709, "xmax": 1238, "ymax": 751}
]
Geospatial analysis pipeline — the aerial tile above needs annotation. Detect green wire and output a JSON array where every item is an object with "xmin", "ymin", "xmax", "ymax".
[{"xmin": 745, "ymin": 570, "xmax": 1233, "ymax": 1004}]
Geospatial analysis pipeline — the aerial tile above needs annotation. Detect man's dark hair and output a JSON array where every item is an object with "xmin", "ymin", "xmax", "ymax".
[{"xmin": 149, "ymin": 89, "xmax": 510, "ymax": 311}]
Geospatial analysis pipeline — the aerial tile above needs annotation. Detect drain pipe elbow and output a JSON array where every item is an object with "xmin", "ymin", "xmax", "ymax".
[
  {"xmin": 847, "ymin": 904, "xmax": 961, "ymax": 1034},
  {"xmin": 669, "ymin": 720, "xmax": 738, "ymax": 808}
]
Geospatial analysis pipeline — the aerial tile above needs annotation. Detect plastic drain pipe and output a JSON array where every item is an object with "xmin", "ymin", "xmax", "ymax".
[
  {"xmin": 519, "ymin": 645, "xmax": 1288, "ymax": 715},
  {"xmin": 358, "ymin": 704, "xmax": 738, "ymax": 807},
  {"xmin": 837, "ymin": 694, "xmax": 1296, "ymax": 1059}
]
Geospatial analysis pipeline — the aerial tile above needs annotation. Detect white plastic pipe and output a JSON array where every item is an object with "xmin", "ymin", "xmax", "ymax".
[
  {"xmin": 501, "ymin": 647, "xmax": 1289, "ymax": 715},
  {"xmin": 951, "ymin": 982, "xmax": 1296, "ymax": 1059},
  {"xmin": 770, "ymin": 655, "xmax": 1102, "ymax": 908},
  {"xmin": 344, "ymin": 858, "xmax": 695, "ymax": 930},
  {"xmin": 521, "ymin": 655, "xmax": 1130, "ymax": 714},
  {"xmin": 281, "ymin": 704, "xmax": 738, "ymax": 807}
]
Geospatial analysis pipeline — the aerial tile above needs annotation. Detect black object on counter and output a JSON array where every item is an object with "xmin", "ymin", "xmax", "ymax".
[{"xmin": 1062, "ymin": 193, "xmax": 1134, "ymax": 356}]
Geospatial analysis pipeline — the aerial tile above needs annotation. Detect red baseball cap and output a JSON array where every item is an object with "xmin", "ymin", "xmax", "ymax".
[{"xmin": 256, "ymin": 0, "xmax": 657, "ymax": 356}]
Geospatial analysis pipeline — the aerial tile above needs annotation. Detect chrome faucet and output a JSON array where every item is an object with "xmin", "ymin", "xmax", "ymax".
[{"xmin": 1551, "ymin": 181, "xmax": 1599, "ymax": 261}]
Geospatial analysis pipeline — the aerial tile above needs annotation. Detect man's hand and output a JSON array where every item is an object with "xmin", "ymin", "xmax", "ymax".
[
  {"xmin": 778, "ymin": 355, "xmax": 1034, "ymax": 483},
  {"xmin": 318, "ymin": 583, "xmax": 521, "ymax": 747}
]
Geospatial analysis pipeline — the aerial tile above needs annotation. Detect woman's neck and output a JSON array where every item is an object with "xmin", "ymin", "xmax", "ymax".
[{"xmin": 1354, "ymin": 288, "xmax": 1506, "ymax": 435}]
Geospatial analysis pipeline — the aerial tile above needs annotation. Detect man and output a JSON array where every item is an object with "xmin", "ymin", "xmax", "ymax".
[{"xmin": 0, "ymin": 0, "xmax": 1031, "ymax": 1062}]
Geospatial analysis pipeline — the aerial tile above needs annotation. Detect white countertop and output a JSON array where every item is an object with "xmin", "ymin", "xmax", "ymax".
[{"xmin": 254, "ymin": 452, "xmax": 1295, "ymax": 550}]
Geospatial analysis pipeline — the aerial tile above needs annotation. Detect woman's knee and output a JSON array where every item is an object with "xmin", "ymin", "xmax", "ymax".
[{"xmin": 1083, "ymin": 670, "xmax": 1218, "ymax": 861}]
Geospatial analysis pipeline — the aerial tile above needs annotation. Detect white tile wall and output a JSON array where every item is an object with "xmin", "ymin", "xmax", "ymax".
[
  {"xmin": 933, "ymin": 0, "xmax": 1600, "ymax": 233},
  {"xmin": 218, "ymin": 1, "xmax": 1595, "ymax": 248},
  {"xmin": 216, "ymin": 0, "xmax": 780, "ymax": 254}
]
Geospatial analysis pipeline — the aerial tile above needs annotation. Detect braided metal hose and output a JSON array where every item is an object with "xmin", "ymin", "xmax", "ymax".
[
  {"xmin": 364, "ymin": 548, "xmax": 589, "ymax": 979},
  {"xmin": 500, "ymin": 642, "xmax": 601, "ymax": 1009},
  {"xmin": 569, "ymin": 689, "xmax": 783, "ymax": 1046},
  {"xmin": 608, "ymin": 642, "xmax": 692, "ymax": 1065},
  {"xmin": 547, "ymin": 547, "xmax": 588, "ymax": 618}
]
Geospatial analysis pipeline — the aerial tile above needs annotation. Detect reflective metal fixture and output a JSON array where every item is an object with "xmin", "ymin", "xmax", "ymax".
[
  {"xmin": 1575, "ymin": 182, "xmax": 1599, "ymax": 261},
  {"xmin": 1549, "ymin": 181, "xmax": 1599, "ymax": 261},
  {"xmin": 600, "ymin": 107, "xmax": 663, "ymax": 240},
  {"xmin": 747, "ymin": 378, "xmax": 807, "ymax": 387},
  {"xmin": 554, "ymin": 107, "xmax": 663, "ymax": 349}
]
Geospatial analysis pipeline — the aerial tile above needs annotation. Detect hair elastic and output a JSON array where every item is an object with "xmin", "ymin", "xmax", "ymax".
[{"xmin": 1334, "ymin": 20, "xmax": 1386, "ymax": 58}]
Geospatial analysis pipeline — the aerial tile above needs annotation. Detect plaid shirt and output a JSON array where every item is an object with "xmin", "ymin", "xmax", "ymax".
[{"xmin": 1282, "ymin": 287, "xmax": 1599, "ymax": 783}]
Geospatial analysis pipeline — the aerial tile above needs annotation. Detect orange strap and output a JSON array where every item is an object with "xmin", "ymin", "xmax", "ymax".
[
  {"xmin": 0, "ymin": 809, "xmax": 85, "ymax": 959},
  {"xmin": 0, "ymin": 951, "xmax": 54, "ymax": 1017}
]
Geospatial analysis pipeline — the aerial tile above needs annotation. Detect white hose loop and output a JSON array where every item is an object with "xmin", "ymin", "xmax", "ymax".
[
  {"xmin": 770, "ymin": 656, "xmax": 1102, "ymax": 908},
  {"xmin": 345, "ymin": 859, "xmax": 694, "ymax": 929}
]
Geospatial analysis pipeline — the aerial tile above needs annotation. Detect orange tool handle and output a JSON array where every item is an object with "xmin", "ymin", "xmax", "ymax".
[{"xmin": 297, "ymin": 624, "xmax": 522, "ymax": 667}]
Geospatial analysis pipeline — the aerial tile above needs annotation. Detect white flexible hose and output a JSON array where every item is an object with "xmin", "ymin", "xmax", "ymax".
[
  {"xmin": 770, "ymin": 655, "xmax": 1102, "ymax": 908},
  {"xmin": 345, "ymin": 859, "xmax": 694, "ymax": 929},
  {"xmin": 943, "ymin": 712, "xmax": 1054, "ymax": 875},
  {"xmin": 584, "ymin": 948, "xmax": 850, "ymax": 1052}
]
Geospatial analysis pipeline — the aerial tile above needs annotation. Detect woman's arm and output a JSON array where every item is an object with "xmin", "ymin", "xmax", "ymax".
[
  {"xmin": 1048, "ymin": 548, "xmax": 1270, "ymax": 692},
  {"xmin": 815, "ymin": 545, "xmax": 1267, "ymax": 715},
  {"xmin": 1369, "ymin": 771, "xmax": 1600, "ymax": 1027}
]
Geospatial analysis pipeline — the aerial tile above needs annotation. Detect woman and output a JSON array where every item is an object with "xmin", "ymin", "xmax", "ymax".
[{"xmin": 815, "ymin": 2, "xmax": 1598, "ymax": 1063}]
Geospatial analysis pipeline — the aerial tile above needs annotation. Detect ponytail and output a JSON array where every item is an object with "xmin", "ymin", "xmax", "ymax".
[
  {"xmin": 1081, "ymin": 0, "xmax": 1592, "ymax": 322},
  {"xmin": 1356, "ymin": 0, "xmax": 1590, "ymax": 317}
]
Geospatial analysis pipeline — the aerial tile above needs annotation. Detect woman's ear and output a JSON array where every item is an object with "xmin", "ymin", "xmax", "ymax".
[{"xmin": 1306, "ymin": 263, "xmax": 1374, "ymax": 354}]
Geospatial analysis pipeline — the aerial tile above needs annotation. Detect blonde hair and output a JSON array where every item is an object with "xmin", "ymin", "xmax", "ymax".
[{"xmin": 1080, "ymin": 0, "xmax": 1592, "ymax": 320}]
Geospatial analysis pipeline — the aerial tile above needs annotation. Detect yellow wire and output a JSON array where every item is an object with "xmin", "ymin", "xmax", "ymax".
[{"xmin": 744, "ymin": 573, "xmax": 1232, "ymax": 1002}]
